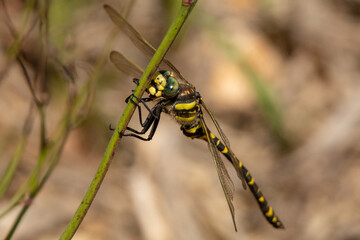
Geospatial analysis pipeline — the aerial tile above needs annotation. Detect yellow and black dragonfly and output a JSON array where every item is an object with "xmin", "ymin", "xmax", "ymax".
[{"xmin": 104, "ymin": 5, "xmax": 284, "ymax": 231}]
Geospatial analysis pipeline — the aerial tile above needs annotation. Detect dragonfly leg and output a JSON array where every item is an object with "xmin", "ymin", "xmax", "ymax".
[
  {"xmin": 126, "ymin": 93, "xmax": 158, "ymax": 126},
  {"xmin": 133, "ymin": 78, "xmax": 140, "ymax": 85},
  {"xmin": 109, "ymin": 124, "xmax": 116, "ymax": 131},
  {"xmin": 110, "ymin": 94, "xmax": 156, "ymax": 133},
  {"xmin": 125, "ymin": 91, "xmax": 150, "ymax": 105},
  {"xmin": 120, "ymin": 103, "xmax": 162, "ymax": 141}
]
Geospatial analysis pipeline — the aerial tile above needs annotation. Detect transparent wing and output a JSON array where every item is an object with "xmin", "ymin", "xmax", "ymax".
[
  {"xmin": 201, "ymin": 99, "xmax": 230, "ymax": 146},
  {"xmin": 110, "ymin": 51, "xmax": 144, "ymax": 78},
  {"xmin": 201, "ymin": 99, "xmax": 247, "ymax": 189},
  {"xmin": 104, "ymin": 4, "xmax": 188, "ymax": 83},
  {"xmin": 200, "ymin": 118, "xmax": 237, "ymax": 231}
]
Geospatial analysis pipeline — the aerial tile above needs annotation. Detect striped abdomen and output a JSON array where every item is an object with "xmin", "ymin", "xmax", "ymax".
[
  {"xmin": 173, "ymin": 100, "xmax": 199, "ymax": 124},
  {"xmin": 171, "ymin": 86, "xmax": 201, "ymax": 128},
  {"xmin": 210, "ymin": 133, "xmax": 284, "ymax": 228},
  {"xmin": 182, "ymin": 124, "xmax": 284, "ymax": 228}
]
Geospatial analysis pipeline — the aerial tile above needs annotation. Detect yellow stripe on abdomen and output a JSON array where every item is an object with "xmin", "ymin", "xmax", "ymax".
[
  {"xmin": 265, "ymin": 207, "xmax": 274, "ymax": 217},
  {"xmin": 175, "ymin": 101, "xmax": 196, "ymax": 110},
  {"xmin": 221, "ymin": 147, "xmax": 228, "ymax": 154},
  {"xmin": 175, "ymin": 115, "xmax": 196, "ymax": 122},
  {"xmin": 185, "ymin": 124, "xmax": 201, "ymax": 134},
  {"xmin": 248, "ymin": 178, "xmax": 255, "ymax": 185}
]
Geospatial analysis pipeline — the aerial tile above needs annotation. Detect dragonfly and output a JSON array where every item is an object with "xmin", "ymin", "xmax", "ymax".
[{"xmin": 104, "ymin": 4, "xmax": 284, "ymax": 231}]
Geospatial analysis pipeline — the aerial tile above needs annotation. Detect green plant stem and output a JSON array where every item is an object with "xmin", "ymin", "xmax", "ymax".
[
  {"xmin": 4, "ymin": 111, "xmax": 72, "ymax": 240},
  {"xmin": 59, "ymin": 1, "xmax": 197, "ymax": 239},
  {"xmin": 1, "ymin": 1, "xmax": 113, "ymax": 238},
  {"xmin": 4, "ymin": 73, "xmax": 91, "ymax": 238},
  {"xmin": 0, "ymin": 108, "xmax": 32, "ymax": 199},
  {"xmin": 0, "ymin": 141, "xmax": 25, "ymax": 198}
]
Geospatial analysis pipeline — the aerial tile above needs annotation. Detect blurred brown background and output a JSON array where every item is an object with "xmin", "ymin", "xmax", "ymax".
[{"xmin": 1, "ymin": 0, "xmax": 360, "ymax": 239}]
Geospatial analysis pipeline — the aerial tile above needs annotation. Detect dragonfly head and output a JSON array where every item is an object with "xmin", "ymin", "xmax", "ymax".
[{"xmin": 148, "ymin": 70, "xmax": 179, "ymax": 99}]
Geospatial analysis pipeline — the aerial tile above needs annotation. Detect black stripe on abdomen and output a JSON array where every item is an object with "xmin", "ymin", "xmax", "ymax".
[{"xmin": 209, "ymin": 133, "xmax": 284, "ymax": 228}]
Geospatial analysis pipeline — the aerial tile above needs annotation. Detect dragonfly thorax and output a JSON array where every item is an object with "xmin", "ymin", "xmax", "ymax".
[{"xmin": 148, "ymin": 70, "xmax": 179, "ymax": 99}]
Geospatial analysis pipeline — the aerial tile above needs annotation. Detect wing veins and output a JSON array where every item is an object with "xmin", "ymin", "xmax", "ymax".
[
  {"xmin": 110, "ymin": 51, "xmax": 144, "ymax": 78},
  {"xmin": 200, "ymin": 118, "xmax": 237, "ymax": 232},
  {"xmin": 201, "ymin": 99, "xmax": 247, "ymax": 189},
  {"xmin": 104, "ymin": 5, "xmax": 188, "ymax": 82}
]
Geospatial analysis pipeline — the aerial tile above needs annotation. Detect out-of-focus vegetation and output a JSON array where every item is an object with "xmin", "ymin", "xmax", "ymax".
[{"xmin": 1, "ymin": 0, "xmax": 360, "ymax": 239}]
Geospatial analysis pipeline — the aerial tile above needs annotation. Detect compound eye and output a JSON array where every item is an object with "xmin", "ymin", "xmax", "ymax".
[
  {"xmin": 163, "ymin": 77, "xmax": 179, "ymax": 98},
  {"xmin": 159, "ymin": 70, "xmax": 171, "ymax": 78}
]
